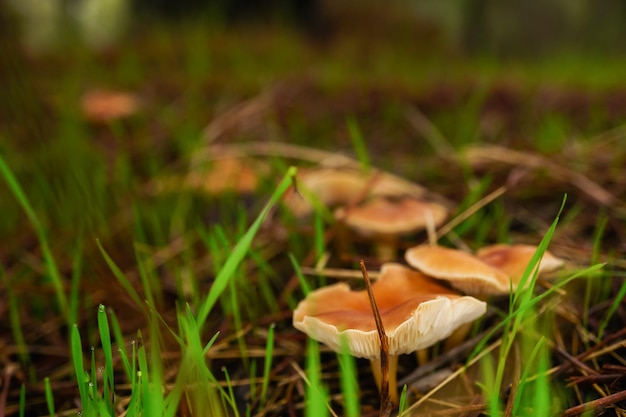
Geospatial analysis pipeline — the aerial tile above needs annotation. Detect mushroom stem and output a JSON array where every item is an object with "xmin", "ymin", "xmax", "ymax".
[
  {"xmin": 370, "ymin": 354, "xmax": 399, "ymax": 404},
  {"xmin": 416, "ymin": 348, "xmax": 429, "ymax": 365},
  {"xmin": 443, "ymin": 322, "xmax": 473, "ymax": 352},
  {"xmin": 374, "ymin": 234, "xmax": 399, "ymax": 262}
]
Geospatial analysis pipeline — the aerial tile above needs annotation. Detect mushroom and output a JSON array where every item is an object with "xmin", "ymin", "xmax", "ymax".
[
  {"xmin": 80, "ymin": 88, "xmax": 140, "ymax": 123},
  {"xmin": 293, "ymin": 263, "xmax": 487, "ymax": 403},
  {"xmin": 335, "ymin": 196, "xmax": 448, "ymax": 261},
  {"xmin": 149, "ymin": 157, "xmax": 267, "ymax": 196},
  {"xmin": 476, "ymin": 243, "xmax": 565, "ymax": 284},
  {"xmin": 404, "ymin": 244, "xmax": 564, "ymax": 297},
  {"xmin": 282, "ymin": 167, "xmax": 433, "ymax": 218}
]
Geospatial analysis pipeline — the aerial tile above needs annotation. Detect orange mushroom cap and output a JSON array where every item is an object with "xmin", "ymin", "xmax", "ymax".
[
  {"xmin": 337, "ymin": 196, "xmax": 448, "ymax": 236},
  {"xmin": 405, "ymin": 244, "xmax": 564, "ymax": 296},
  {"xmin": 293, "ymin": 263, "xmax": 486, "ymax": 359},
  {"xmin": 476, "ymin": 244, "xmax": 564, "ymax": 282}
]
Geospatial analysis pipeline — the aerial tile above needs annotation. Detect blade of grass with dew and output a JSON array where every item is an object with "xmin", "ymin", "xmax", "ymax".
[
  {"xmin": 346, "ymin": 116, "xmax": 371, "ymax": 172},
  {"xmin": 98, "ymin": 304, "xmax": 115, "ymax": 417},
  {"xmin": 305, "ymin": 338, "xmax": 330, "ymax": 417},
  {"xmin": 44, "ymin": 377, "xmax": 56, "ymax": 417},
  {"xmin": 260, "ymin": 323, "xmax": 275, "ymax": 408},
  {"xmin": 107, "ymin": 309, "xmax": 129, "ymax": 373},
  {"xmin": 137, "ymin": 334, "xmax": 165, "ymax": 416},
  {"xmin": 71, "ymin": 324, "xmax": 91, "ymax": 416},
  {"xmin": 338, "ymin": 334, "xmax": 359, "ymax": 417},
  {"xmin": 117, "ymin": 340, "xmax": 133, "ymax": 385},
  {"xmin": 97, "ymin": 239, "xmax": 144, "ymax": 309},
  {"xmin": 126, "ymin": 339, "xmax": 139, "ymax": 416},
  {"xmin": 196, "ymin": 166, "xmax": 297, "ymax": 329},
  {"xmin": 0, "ymin": 152, "xmax": 68, "ymax": 322},
  {"xmin": 90, "ymin": 346, "xmax": 97, "ymax": 399}
]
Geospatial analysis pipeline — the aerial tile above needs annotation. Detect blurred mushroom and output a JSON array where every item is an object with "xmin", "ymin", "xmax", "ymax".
[
  {"xmin": 293, "ymin": 263, "xmax": 486, "ymax": 403},
  {"xmin": 404, "ymin": 244, "xmax": 564, "ymax": 297},
  {"xmin": 336, "ymin": 196, "xmax": 448, "ymax": 261},
  {"xmin": 282, "ymin": 167, "xmax": 432, "ymax": 218},
  {"xmin": 149, "ymin": 157, "xmax": 268, "ymax": 196},
  {"xmin": 80, "ymin": 88, "xmax": 140, "ymax": 123}
]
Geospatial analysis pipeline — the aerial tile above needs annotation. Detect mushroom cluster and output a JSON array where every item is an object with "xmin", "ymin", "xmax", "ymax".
[
  {"xmin": 292, "ymin": 242, "xmax": 565, "ymax": 403},
  {"xmin": 283, "ymin": 167, "xmax": 450, "ymax": 260},
  {"xmin": 288, "ymin": 166, "xmax": 566, "ymax": 407}
]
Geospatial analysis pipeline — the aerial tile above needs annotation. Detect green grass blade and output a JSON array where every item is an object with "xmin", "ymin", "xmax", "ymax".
[
  {"xmin": 70, "ymin": 324, "xmax": 90, "ymax": 415},
  {"xmin": 19, "ymin": 384, "xmax": 26, "ymax": 417},
  {"xmin": 398, "ymin": 385, "xmax": 409, "ymax": 417},
  {"xmin": 314, "ymin": 211, "xmax": 326, "ymax": 264},
  {"xmin": 346, "ymin": 116, "xmax": 371, "ymax": 171},
  {"xmin": 221, "ymin": 366, "xmax": 241, "ymax": 417},
  {"xmin": 107, "ymin": 309, "xmax": 129, "ymax": 373},
  {"xmin": 96, "ymin": 239, "xmax": 145, "ymax": 309},
  {"xmin": 90, "ymin": 346, "xmax": 97, "ymax": 398},
  {"xmin": 305, "ymin": 338, "xmax": 329, "ymax": 417},
  {"xmin": 470, "ymin": 262, "xmax": 605, "ymax": 361},
  {"xmin": 135, "ymin": 245, "xmax": 157, "ymax": 309},
  {"xmin": 599, "ymin": 274, "xmax": 626, "ymax": 339},
  {"xmin": 98, "ymin": 304, "xmax": 115, "ymax": 416},
  {"xmin": 196, "ymin": 166, "xmax": 297, "ymax": 329},
  {"xmin": 338, "ymin": 335, "xmax": 360, "ymax": 417},
  {"xmin": 69, "ymin": 242, "xmax": 83, "ymax": 332},
  {"xmin": 260, "ymin": 323, "xmax": 275, "ymax": 407},
  {"xmin": 288, "ymin": 253, "xmax": 311, "ymax": 295},
  {"xmin": 1, "ymin": 267, "xmax": 30, "ymax": 366},
  {"xmin": 0, "ymin": 153, "xmax": 68, "ymax": 322},
  {"xmin": 44, "ymin": 377, "xmax": 56, "ymax": 417}
]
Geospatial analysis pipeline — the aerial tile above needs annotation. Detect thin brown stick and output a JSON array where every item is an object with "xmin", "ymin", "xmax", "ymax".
[
  {"xmin": 562, "ymin": 389, "xmax": 626, "ymax": 417},
  {"xmin": 360, "ymin": 260, "xmax": 393, "ymax": 416},
  {"xmin": 433, "ymin": 186, "xmax": 507, "ymax": 242}
]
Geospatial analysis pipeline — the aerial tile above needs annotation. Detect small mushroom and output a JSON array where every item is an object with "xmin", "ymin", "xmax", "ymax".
[
  {"xmin": 404, "ymin": 244, "xmax": 564, "ymax": 296},
  {"xmin": 80, "ymin": 88, "xmax": 140, "ymax": 123},
  {"xmin": 336, "ymin": 196, "xmax": 448, "ymax": 261},
  {"xmin": 293, "ymin": 263, "xmax": 486, "ymax": 403},
  {"xmin": 282, "ymin": 167, "xmax": 432, "ymax": 218}
]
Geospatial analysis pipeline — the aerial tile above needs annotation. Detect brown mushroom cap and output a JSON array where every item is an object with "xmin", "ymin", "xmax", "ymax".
[
  {"xmin": 282, "ymin": 168, "xmax": 430, "ymax": 217},
  {"xmin": 405, "ymin": 245, "xmax": 511, "ymax": 295},
  {"xmin": 405, "ymin": 244, "xmax": 565, "ymax": 296},
  {"xmin": 293, "ymin": 263, "xmax": 487, "ymax": 359},
  {"xmin": 337, "ymin": 196, "xmax": 449, "ymax": 236},
  {"xmin": 476, "ymin": 244, "xmax": 565, "ymax": 282}
]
